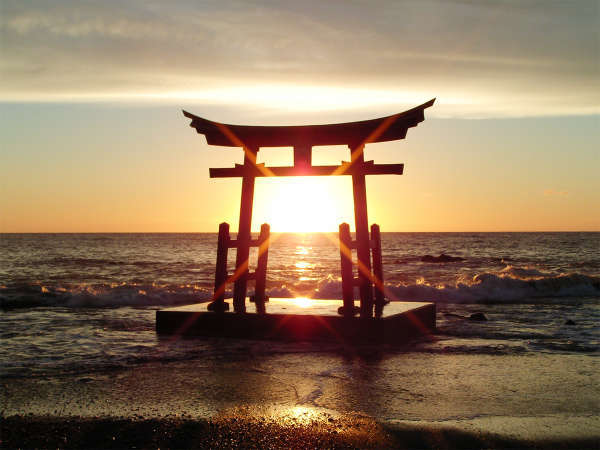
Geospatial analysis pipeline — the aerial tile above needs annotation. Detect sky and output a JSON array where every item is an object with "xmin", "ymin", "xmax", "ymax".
[{"xmin": 1, "ymin": 0, "xmax": 598, "ymax": 232}]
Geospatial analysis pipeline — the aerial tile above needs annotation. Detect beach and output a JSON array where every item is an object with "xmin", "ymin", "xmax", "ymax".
[
  {"xmin": 1, "ymin": 232, "xmax": 599, "ymax": 448},
  {"xmin": 3, "ymin": 351, "xmax": 598, "ymax": 448}
]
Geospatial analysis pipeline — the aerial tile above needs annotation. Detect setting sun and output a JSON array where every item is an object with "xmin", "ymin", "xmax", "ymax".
[{"xmin": 253, "ymin": 178, "xmax": 353, "ymax": 232}]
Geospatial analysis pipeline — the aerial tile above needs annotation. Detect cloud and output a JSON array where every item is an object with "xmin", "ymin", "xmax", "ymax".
[{"xmin": 1, "ymin": 0, "xmax": 598, "ymax": 117}]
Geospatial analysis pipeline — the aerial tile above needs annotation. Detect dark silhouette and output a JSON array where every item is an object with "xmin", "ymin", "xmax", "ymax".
[
  {"xmin": 421, "ymin": 254, "xmax": 465, "ymax": 263},
  {"xmin": 156, "ymin": 99, "xmax": 436, "ymax": 342},
  {"xmin": 444, "ymin": 312, "xmax": 488, "ymax": 321},
  {"xmin": 183, "ymin": 99, "xmax": 435, "ymax": 319},
  {"xmin": 469, "ymin": 312, "xmax": 488, "ymax": 321}
]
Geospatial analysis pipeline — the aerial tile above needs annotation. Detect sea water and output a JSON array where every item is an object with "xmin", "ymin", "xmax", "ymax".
[{"xmin": 1, "ymin": 232, "xmax": 598, "ymax": 379}]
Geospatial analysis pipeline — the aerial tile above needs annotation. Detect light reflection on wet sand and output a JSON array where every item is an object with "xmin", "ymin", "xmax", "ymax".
[{"xmin": 3, "ymin": 350, "xmax": 598, "ymax": 442}]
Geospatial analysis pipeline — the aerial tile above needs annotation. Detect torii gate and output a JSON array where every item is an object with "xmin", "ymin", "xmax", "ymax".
[{"xmin": 183, "ymin": 98, "xmax": 435, "ymax": 320}]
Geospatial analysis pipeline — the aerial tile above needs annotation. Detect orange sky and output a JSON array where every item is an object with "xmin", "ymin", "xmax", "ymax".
[
  {"xmin": 1, "ymin": 1, "xmax": 598, "ymax": 232},
  {"xmin": 1, "ymin": 104, "xmax": 598, "ymax": 232}
]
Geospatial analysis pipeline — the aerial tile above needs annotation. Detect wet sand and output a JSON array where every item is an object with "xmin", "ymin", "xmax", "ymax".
[{"xmin": 2, "ymin": 352, "xmax": 599, "ymax": 449}]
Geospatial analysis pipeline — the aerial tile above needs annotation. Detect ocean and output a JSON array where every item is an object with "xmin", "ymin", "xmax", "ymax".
[{"xmin": 1, "ymin": 232, "xmax": 598, "ymax": 381}]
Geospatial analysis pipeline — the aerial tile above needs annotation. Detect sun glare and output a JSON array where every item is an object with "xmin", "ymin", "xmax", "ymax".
[
  {"xmin": 290, "ymin": 297, "xmax": 313, "ymax": 308},
  {"xmin": 254, "ymin": 178, "xmax": 352, "ymax": 232}
]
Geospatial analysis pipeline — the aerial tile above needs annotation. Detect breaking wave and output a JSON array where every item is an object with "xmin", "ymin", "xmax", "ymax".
[
  {"xmin": 313, "ymin": 269, "xmax": 600, "ymax": 304},
  {"xmin": 387, "ymin": 272, "xmax": 600, "ymax": 303},
  {"xmin": 0, "ymin": 283, "xmax": 214, "ymax": 309},
  {"xmin": 1, "ymin": 268, "xmax": 598, "ymax": 309}
]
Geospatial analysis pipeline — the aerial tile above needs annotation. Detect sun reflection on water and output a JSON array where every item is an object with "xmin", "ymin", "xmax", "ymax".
[
  {"xmin": 295, "ymin": 246, "xmax": 310, "ymax": 255},
  {"xmin": 294, "ymin": 261, "xmax": 314, "ymax": 270}
]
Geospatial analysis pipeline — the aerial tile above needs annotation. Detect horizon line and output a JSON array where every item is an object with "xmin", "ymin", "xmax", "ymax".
[{"xmin": 1, "ymin": 230, "xmax": 598, "ymax": 234}]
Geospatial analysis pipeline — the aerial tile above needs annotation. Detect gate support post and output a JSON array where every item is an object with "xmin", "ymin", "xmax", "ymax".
[
  {"xmin": 371, "ymin": 224, "xmax": 386, "ymax": 318},
  {"xmin": 350, "ymin": 145, "xmax": 374, "ymax": 318},
  {"xmin": 254, "ymin": 223, "xmax": 270, "ymax": 314},
  {"xmin": 209, "ymin": 222, "xmax": 230, "ymax": 312},
  {"xmin": 233, "ymin": 147, "xmax": 258, "ymax": 313},
  {"xmin": 338, "ymin": 223, "xmax": 356, "ymax": 317}
]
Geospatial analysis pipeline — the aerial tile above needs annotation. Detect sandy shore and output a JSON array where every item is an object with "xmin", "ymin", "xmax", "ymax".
[{"xmin": 2, "ymin": 351, "xmax": 598, "ymax": 448}]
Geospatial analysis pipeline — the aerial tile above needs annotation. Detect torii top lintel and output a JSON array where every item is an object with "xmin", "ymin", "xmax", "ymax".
[
  {"xmin": 183, "ymin": 98, "xmax": 434, "ymax": 178},
  {"xmin": 183, "ymin": 98, "xmax": 435, "ymax": 149}
]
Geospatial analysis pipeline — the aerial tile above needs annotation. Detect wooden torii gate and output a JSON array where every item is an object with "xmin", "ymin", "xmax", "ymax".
[{"xmin": 183, "ymin": 98, "xmax": 435, "ymax": 320}]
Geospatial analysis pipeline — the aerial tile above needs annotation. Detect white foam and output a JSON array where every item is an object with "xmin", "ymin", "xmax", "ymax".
[{"xmin": 1, "ymin": 269, "xmax": 598, "ymax": 309}]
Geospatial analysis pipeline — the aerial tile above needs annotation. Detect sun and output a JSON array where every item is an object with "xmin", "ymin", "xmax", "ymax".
[{"xmin": 254, "ymin": 177, "xmax": 352, "ymax": 232}]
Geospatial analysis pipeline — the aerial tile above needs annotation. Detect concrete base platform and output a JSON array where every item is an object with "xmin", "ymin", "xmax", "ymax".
[{"xmin": 156, "ymin": 298, "xmax": 435, "ymax": 343}]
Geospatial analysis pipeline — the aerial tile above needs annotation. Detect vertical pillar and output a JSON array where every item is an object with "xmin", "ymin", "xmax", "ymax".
[
  {"xmin": 209, "ymin": 222, "xmax": 230, "ymax": 312},
  {"xmin": 293, "ymin": 142, "xmax": 312, "ymax": 172},
  {"xmin": 233, "ymin": 147, "xmax": 258, "ymax": 313},
  {"xmin": 371, "ymin": 223, "xmax": 385, "ymax": 318},
  {"xmin": 338, "ymin": 222, "xmax": 355, "ymax": 317},
  {"xmin": 350, "ymin": 144, "xmax": 374, "ymax": 318},
  {"xmin": 254, "ymin": 223, "xmax": 270, "ymax": 314}
]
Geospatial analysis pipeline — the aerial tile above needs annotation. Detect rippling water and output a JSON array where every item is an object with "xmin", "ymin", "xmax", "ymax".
[{"xmin": 1, "ymin": 232, "xmax": 598, "ymax": 377}]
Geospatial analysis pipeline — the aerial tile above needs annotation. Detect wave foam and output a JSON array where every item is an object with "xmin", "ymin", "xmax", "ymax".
[
  {"xmin": 1, "ymin": 268, "xmax": 598, "ymax": 309},
  {"xmin": 0, "ymin": 283, "xmax": 214, "ymax": 309},
  {"xmin": 312, "ymin": 270, "xmax": 599, "ymax": 304},
  {"xmin": 389, "ymin": 271, "xmax": 599, "ymax": 303}
]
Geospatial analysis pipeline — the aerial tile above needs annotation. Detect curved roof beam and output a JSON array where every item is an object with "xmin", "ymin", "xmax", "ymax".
[{"xmin": 183, "ymin": 98, "xmax": 435, "ymax": 148}]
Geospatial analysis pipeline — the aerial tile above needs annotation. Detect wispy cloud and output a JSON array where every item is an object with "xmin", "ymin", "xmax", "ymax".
[{"xmin": 1, "ymin": 0, "xmax": 598, "ymax": 117}]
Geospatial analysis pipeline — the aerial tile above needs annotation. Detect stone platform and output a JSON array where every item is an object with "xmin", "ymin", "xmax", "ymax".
[{"xmin": 156, "ymin": 298, "xmax": 435, "ymax": 343}]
